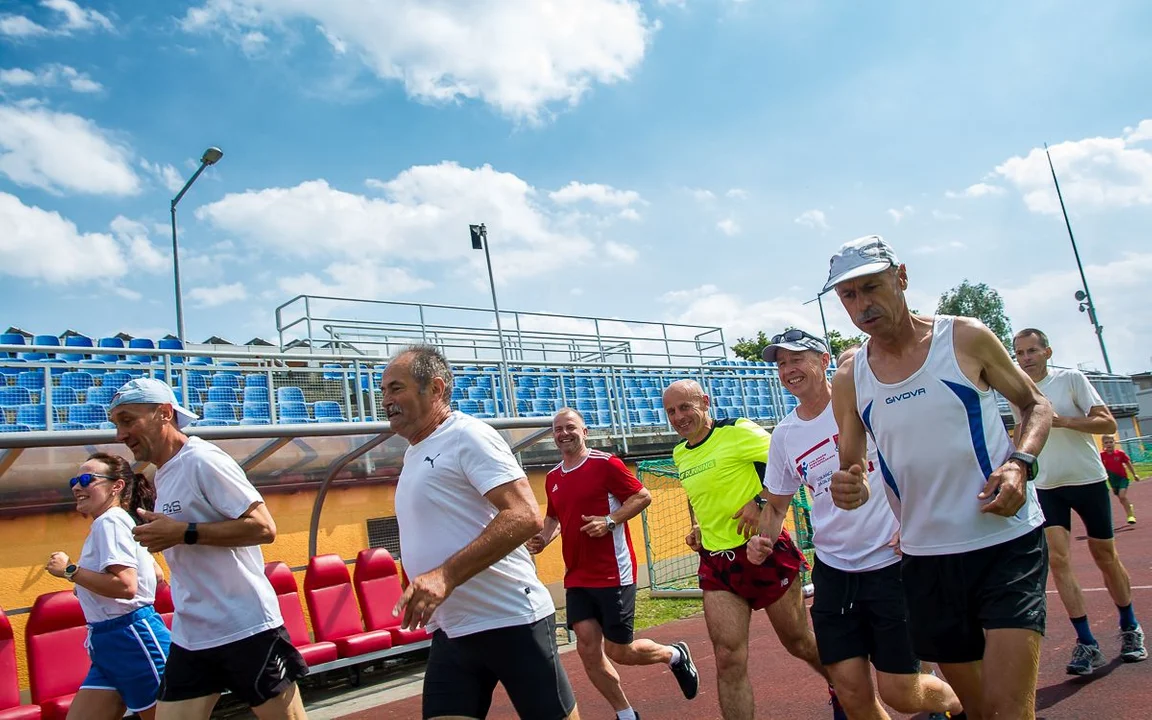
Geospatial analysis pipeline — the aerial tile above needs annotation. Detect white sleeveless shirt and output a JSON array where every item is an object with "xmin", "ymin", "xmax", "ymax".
[{"xmin": 852, "ymin": 315, "xmax": 1043, "ymax": 555}]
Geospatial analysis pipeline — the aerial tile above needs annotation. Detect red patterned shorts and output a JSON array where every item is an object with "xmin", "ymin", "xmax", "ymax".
[{"xmin": 697, "ymin": 530, "xmax": 805, "ymax": 610}]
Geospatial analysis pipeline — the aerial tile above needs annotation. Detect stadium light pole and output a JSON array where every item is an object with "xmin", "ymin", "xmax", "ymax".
[
  {"xmin": 170, "ymin": 146, "xmax": 224, "ymax": 346},
  {"xmin": 1044, "ymin": 143, "xmax": 1113, "ymax": 373},
  {"xmin": 469, "ymin": 223, "xmax": 516, "ymax": 416},
  {"xmin": 803, "ymin": 292, "xmax": 831, "ymax": 354}
]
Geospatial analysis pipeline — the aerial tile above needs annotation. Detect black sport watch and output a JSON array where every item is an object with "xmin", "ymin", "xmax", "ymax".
[
  {"xmin": 184, "ymin": 522, "xmax": 199, "ymax": 545},
  {"xmin": 1008, "ymin": 452, "xmax": 1039, "ymax": 482},
  {"xmin": 753, "ymin": 495, "xmax": 768, "ymax": 510}
]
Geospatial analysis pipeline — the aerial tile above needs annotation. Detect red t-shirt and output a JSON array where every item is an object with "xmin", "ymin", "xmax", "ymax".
[
  {"xmin": 545, "ymin": 450, "xmax": 644, "ymax": 588},
  {"xmin": 1101, "ymin": 449, "xmax": 1131, "ymax": 477}
]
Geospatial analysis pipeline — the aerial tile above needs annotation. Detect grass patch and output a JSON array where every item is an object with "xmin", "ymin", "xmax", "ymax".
[
  {"xmin": 1133, "ymin": 462, "xmax": 1151, "ymax": 478},
  {"xmin": 633, "ymin": 593, "xmax": 703, "ymax": 631}
]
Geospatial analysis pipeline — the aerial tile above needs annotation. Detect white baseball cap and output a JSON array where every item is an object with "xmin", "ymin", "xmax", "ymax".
[
  {"xmin": 108, "ymin": 378, "xmax": 198, "ymax": 428},
  {"xmin": 761, "ymin": 329, "xmax": 830, "ymax": 363},
  {"xmin": 823, "ymin": 235, "xmax": 901, "ymax": 292}
]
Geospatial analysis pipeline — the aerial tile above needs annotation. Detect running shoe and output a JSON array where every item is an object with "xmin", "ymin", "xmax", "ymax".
[
  {"xmin": 669, "ymin": 641, "xmax": 699, "ymax": 699},
  {"xmin": 1120, "ymin": 625, "xmax": 1148, "ymax": 662},
  {"xmin": 1066, "ymin": 642, "xmax": 1106, "ymax": 675}
]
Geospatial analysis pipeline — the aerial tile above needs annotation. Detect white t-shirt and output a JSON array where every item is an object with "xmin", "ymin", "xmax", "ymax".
[
  {"xmin": 1011, "ymin": 368, "xmax": 1107, "ymax": 489},
  {"xmin": 154, "ymin": 437, "xmax": 282, "ymax": 650},
  {"xmin": 395, "ymin": 412, "xmax": 554, "ymax": 639},
  {"xmin": 76, "ymin": 506, "xmax": 159, "ymax": 623},
  {"xmin": 765, "ymin": 402, "xmax": 900, "ymax": 572}
]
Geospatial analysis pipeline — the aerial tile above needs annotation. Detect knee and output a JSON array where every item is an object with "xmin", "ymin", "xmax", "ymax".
[
  {"xmin": 779, "ymin": 629, "xmax": 816, "ymax": 660},
  {"xmin": 575, "ymin": 639, "xmax": 606, "ymax": 669},
  {"xmin": 712, "ymin": 641, "xmax": 748, "ymax": 676},
  {"xmin": 1048, "ymin": 548, "xmax": 1072, "ymax": 573},
  {"xmin": 603, "ymin": 642, "xmax": 630, "ymax": 665},
  {"xmin": 834, "ymin": 677, "xmax": 879, "ymax": 714},
  {"xmin": 875, "ymin": 675, "xmax": 918, "ymax": 714},
  {"xmin": 1088, "ymin": 542, "xmax": 1120, "ymax": 568}
]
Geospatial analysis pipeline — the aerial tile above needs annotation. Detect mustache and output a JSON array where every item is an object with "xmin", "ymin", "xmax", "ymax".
[{"xmin": 855, "ymin": 308, "xmax": 882, "ymax": 324}]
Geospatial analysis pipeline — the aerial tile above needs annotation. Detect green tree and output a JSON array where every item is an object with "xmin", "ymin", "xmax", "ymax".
[
  {"xmin": 937, "ymin": 280, "xmax": 1013, "ymax": 347},
  {"xmin": 826, "ymin": 329, "xmax": 866, "ymax": 358}
]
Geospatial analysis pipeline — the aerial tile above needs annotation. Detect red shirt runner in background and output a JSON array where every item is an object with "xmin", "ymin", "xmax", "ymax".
[
  {"xmin": 1101, "ymin": 448, "xmax": 1132, "ymax": 478},
  {"xmin": 545, "ymin": 450, "xmax": 644, "ymax": 588}
]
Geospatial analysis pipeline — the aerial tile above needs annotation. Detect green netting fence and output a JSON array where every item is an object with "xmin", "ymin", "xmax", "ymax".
[{"xmin": 637, "ymin": 458, "xmax": 816, "ymax": 597}]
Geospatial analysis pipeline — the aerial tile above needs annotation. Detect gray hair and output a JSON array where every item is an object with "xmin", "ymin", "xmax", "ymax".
[{"xmin": 399, "ymin": 345, "xmax": 454, "ymax": 402}]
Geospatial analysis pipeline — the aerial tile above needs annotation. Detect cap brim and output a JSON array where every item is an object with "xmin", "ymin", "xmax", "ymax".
[
  {"xmin": 822, "ymin": 260, "xmax": 893, "ymax": 293},
  {"xmin": 173, "ymin": 406, "xmax": 198, "ymax": 429},
  {"xmin": 762, "ymin": 341, "xmax": 817, "ymax": 363}
]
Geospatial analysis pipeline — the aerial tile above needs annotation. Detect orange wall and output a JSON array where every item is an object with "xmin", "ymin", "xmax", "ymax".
[{"xmin": 0, "ymin": 465, "xmax": 648, "ymax": 689}]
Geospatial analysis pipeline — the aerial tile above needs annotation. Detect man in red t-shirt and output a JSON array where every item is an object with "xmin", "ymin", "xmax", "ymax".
[
  {"xmin": 528, "ymin": 408, "xmax": 699, "ymax": 720},
  {"xmin": 1101, "ymin": 435, "xmax": 1140, "ymax": 524}
]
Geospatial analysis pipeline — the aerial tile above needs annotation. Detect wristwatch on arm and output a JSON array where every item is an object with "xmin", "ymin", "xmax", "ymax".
[
  {"xmin": 603, "ymin": 516, "xmax": 617, "ymax": 531},
  {"xmin": 184, "ymin": 522, "xmax": 199, "ymax": 545},
  {"xmin": 753, "ymin": 494, "xmax": 768, "ymax": 510},
  {"xmin": 1008, "ymin": 451, "xmax": 1038, "ymax": 482},
  {"xmin": 64, "ymin": 564, "xmax": 78, "ymax": 582}
]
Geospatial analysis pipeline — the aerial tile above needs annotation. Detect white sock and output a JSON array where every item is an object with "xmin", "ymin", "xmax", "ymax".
[
  {"xmin": 668, "ymin": 645, "xmax": 683, "ymax": 665},
  {"xmin": 617, "ymin": 709, "xmax": 637, "ymax": 720}
]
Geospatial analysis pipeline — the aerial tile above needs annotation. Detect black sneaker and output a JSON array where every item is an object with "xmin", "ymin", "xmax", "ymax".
[{"xmin": 669, "ymin": 641, "xmax": 699, "ymax": 699}]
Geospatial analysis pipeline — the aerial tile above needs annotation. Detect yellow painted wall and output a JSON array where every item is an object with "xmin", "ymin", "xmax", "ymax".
[{"xmin": 0, "ymin": 464, "xmax": 653, "ymax": 689}]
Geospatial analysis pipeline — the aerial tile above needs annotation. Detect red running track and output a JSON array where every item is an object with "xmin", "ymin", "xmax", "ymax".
[{"xmin": 347, "ymin": 481, "xmax": 1152, "ymax": 719}]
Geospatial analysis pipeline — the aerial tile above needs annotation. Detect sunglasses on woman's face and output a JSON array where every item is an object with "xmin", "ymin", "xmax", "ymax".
[{"xmin": 69, "ymin": 473, "xmax": 116, "ymax": 489}]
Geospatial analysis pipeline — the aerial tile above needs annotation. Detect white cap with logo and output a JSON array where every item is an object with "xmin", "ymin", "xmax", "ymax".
[
  {"xmin": 823, "ymin": 235, "xmax": 901, "ymax": 293},
  {"xmin": 108, "ymin": 378, "xmax": 199, "ymax": 428}
]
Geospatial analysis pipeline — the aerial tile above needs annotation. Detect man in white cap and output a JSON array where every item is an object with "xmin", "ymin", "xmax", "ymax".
[
  {"xmin": 825, "ymin": 236, "xmax": 1054, "ymax": 720},
  {"xmin": 109, "ymin": 378, "xmax": 308, "ymax": 720},
  {"xmin": 749, "ymin": 329, "xmax": 962, "ymax": 720}
]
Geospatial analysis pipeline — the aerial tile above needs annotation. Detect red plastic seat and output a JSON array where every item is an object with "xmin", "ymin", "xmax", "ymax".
[
  {"xmin": 353, "ymin": 548, "xmax": 430, "ymax": 645},
  {"xmin": 25, "ymin": 592, "xmax": 88, "ymax": 720},
  {"xmin": 153, "ymin": 580, "xmax": 174, "ymax": 630},
  {"xmin": 0, "ymin": 605, "xmax": 41, "ymax": 720},
  {"xmin": 263, "ymin": 562, "xmax": 338, "ymax": 666},
  {"xmin": 303, "ymin": 554, "xmax": 393, "ymax": 659}
]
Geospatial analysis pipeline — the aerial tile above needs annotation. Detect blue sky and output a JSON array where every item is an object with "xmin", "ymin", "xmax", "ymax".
[{"xmin": 2, "ymin": 0, "xmax": 1151, "ymax": 372}]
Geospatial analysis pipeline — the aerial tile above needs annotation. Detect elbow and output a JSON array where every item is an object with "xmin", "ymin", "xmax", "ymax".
[
  {"xmin": 260, "ymin": 524, "xmax": 277, "ymax": 545},
  {"xmin": 517, "ymin": 508, "xmax": 545, "ymax": 542},
  {"xmin": 120, "ymin": 581, "xmax": 138, "ymax": 600},
  {"xmin": 1102, "ymin": 417, "xmax": 1118, "ymax": 435}
]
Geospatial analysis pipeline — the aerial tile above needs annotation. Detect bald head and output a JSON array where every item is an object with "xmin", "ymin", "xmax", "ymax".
[{"xmin": 663, "ymin": 379, "xmax": 711, "ymax": 444}]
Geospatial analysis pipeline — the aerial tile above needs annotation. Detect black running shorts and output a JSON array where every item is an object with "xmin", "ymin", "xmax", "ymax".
[
  {"xmin": 1037, "ymin": 480, "xmax": 1114, "ymax": 539},
  {"xmin": 158, "ymin": 626, "xmax": 308, "ymax": 707},
  {"xmin": 422, "ymin": 614, "xmax": 576, "ymax": 720},
  {"xmin": 566, "ymin": 584, "xmax": 637, "ymax": 644},
  {"xmin": 810, "ymin": 558, "xmax": 920, "ymax": 674},
  {"xmin": 901, "ymin": 527, "xmax": 1048, "ymax": 664}
]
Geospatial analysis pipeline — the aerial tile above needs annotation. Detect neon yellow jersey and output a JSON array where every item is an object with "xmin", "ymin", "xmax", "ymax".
[{"xmin": 672, "ymin": 418, "xmax": 771, "ymax": 552}]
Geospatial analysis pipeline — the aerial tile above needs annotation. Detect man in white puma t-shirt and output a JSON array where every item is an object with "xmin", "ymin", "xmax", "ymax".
[{"xmin": 384, "ymin": 345, "xmax": 578, "ymax": 720}]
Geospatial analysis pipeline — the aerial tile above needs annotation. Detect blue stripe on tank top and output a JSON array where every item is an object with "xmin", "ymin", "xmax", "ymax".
[
  {"xmin": 861, "ymin": 401, "xmax": 900, "ymax": 499},
  {"xmin": 941, "ymin": 379, "xmax": 994, "ymax": 479}
]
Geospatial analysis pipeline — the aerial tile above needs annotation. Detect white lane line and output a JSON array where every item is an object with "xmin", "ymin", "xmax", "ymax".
[{"xmin": 1047, "ymin": 584, "xmax": 1152, "ymax": 594}]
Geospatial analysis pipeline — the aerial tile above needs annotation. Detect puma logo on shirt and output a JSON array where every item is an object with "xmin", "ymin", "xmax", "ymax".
[{"xmin": 424, "ymin": 454, "xmax": 441, "ymax": 468}]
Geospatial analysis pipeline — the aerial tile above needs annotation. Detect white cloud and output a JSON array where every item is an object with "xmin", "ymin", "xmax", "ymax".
[
  {"xmin": 688, "ymin": 188, "xmax": 715, "ymax": 202},
  {"xmin": 931, "ymin": 209, "xmax": 961, "ymax": 221},
  {"xmin": 945, "ymin": 182, "xmax": 1005, "ymax": 199},
  {"xmin": 0, "ymin": 64, "xmax": 103, "ymax": 93},
  {"xmin": 0, "ymin": 0, "xmax": 113, "ymax": 37},
  {"xmin": 0, "ymin": 102, "xmax": 140, "ymax": 195},
  {"xmin": 140, "ymin": 160, "xmax": 185, "ymax": 193},
  {"xmin": 618, "ymin": 207, "xmax": 641, "ymax": 221},
  {"xmin": 990, "ymin": 124, "xmax": 1152, "ymax": 214},
  {"xmin": 911, "ymin": 240, "xmax": 966, "ymax": 255},
  {"xmin": 239, "ymin": 30, "xmax": 268, "ymax": 56},
  {"xmin": 659, "ymin": 284, "xmax": 827, "ymax": 348},
  {"xmin": 181, "ymin": 0, "xmax": 653, "ymax": 122},
  {"xmin": 1125, "ymin": 120, "xmax": 1152, "ymax": 144},
  {"xmin": 112, "ymin": 287, "xmax": 142, "ymax": 301},
  {"xmin": 109, "ymin": 216, "xmax": 168, "ymax": 272},
  {"xmin": 189, "ymin": 282, "xmax": 248, "ymax": 308},
  {"xmin": 603, "ymin": 241, "xmax": 638, "ymax": 263},
  {"xmin": 198, "ymin": 162, "xmax": 612, "ymax": 284},
  {"xmin": 41, "ymin": 0, "xmax": 114, "ymax": 32},
  {"xmin": 549, "ymin": 181, "xmax": 643, "ymax": 207},
  {"xmin": 726, "ymin": 188, "xmax": 748, "ymax": 200},
  {"xmin": 0, "ymin": 191, "xmax": 126, "ymax": 282},
  {"xmin": 886, "ymin": 205, "xmax": 914, "ymax": 223},
  {"xmin": 999, "ymin": 251, "xmax": 1152, "ymax": 373},
  {"xmin": 716, "ymin": 218, "xmax": 740, "ymax": 236},
  {"xmin": 278, "ymin": 262, "xmax": 431, "ymax": 301},
  {"xmin": 794, "ymin": 209, "xmax": 828, "ymax": 230}
]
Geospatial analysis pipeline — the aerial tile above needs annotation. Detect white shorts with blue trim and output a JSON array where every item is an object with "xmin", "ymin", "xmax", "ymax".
[{"xmin": 82, "ymin": 605, "xmax": 172, "ymax": 712}]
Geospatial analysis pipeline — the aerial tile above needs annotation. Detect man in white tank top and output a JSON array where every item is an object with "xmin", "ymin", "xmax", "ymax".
[
  {"xmin": 824, "ymin": 235, "xmax": 1055, "ymax": 720},
  {"xmin": 749, "ymin": 331, "xmax": 962, "ymax": 720},
  {"xmin": 1011, "ymin": 328, "xmax": 1146, "ymax": 674}
]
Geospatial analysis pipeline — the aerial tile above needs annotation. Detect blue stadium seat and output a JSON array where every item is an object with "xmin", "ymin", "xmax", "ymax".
[
  {"xmin": 313, "ymin": 401, "xmax": 345, "ymax": 422},
  {"xmin": 0, "ymin": 387, "xmax": 31, "ymax": 407},
  {"xmin": 85, "ymin": 385, "xmax": 116, "ymax": 405},
  {"xmin": 51, "ymin": 387, "xmax": 80, "ymax": 406},
  {"xmin": 60, "ymin": 371, "xmax": 95, "ymax": 392},
  {"xmin": 277, "ymin": 387, "xmax": 306, "ymax": 404},
  {"xmin": 242, "ymin": 402, "xmax": 270, "ymax": 423},
  {"xmin": 102, "ymin": 371, "xmax": 132, "ymax": 392},
  {"xmin": 158, "ymin": 338, "xmax": 184, "ymax": 364},
  {"xmin": 0, "ymin": 424, "xmax": 30, "ymax": 433},
  {"xmin": 16, "ymin": 371, "xmax": 44, "ymax": 394},
  {"xmin": 66, "ymin": 404, "xmax": 107, "ymax": 428},
  {"xmin": 98, "ymin": 337, "xmax": 125, "ymax": 349},
  {"xmin": 0, "ymin": 333, "xmax": 26, "ymax": 348},
  {"xmin": 15, "ymin": 404, "xmax": 46, "ymax": 430},
  {"xmin": 458, "ymin": 400, "xmax": 481, "ymax": 416},
  {"xmin": 206, "ymin": 387, "xmax": 238, "ymax": 404},
  {"xmin": 278, "ymin": 401, "xmax": 311, "ymax": 423},
  {"xmin": 243, "ymin": 374, "xmax": 267, "ymax": 387},
  {"xmin": 322, "ymin": 364, "xmax": 344, "ymax": 381},
  {"xmin": 128, "ymin": 337, "xmax": 156, "ymax": 362},
  {"xmin": 468, "ymin": 386, "xmax": 492, "ymax": 400},
  {"xmin": 32, "ymin": 334, "xmax": 59, "ymax": 350},
  {"xmin": 201, "ymin": 402, "xmax": 238, "ymax": 425},
  {"xmin": 243, "ymin": 386, "xmax": 269, "ymax": 403}
]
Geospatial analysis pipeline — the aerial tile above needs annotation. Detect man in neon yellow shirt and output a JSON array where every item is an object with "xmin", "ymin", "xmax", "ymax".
[{"xmin": 664, "ymin": 379, "xmax": 842, "ymax": 720}]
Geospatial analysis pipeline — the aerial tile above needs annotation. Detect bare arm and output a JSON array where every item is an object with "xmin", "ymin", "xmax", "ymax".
[
  {"xmin": 72, "ymin": 565, "xmax": 138, "ymax": 600},
  {"xmin": 133, "ymin": 501, "xmax": 276, "ymax": 553},
  {"xmin": 611, "ymin": 487, "xmax": 651, "ymax": 524},
  {"xmin": 830, "ymin": 358, "xmax": 871, "ymax": 509},
  {"xmin": 526, "ymin": 515, "xmax": 561, "ymax": 554},
  {"xmin": 442, "ymin": 477, "xmax": 543, "ymax": 587},
  {"xmin": 1056, "ymin": 405, "xmax": 1117, "ymax": 435},
  {"xmin": 758, "ymin": 492, "xmax": 794, "ymax": 541}
]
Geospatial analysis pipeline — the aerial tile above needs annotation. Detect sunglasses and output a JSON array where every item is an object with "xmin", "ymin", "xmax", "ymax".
[
  {"xmin": 771, "ymin": 329, "xmax": 822, "ymax": 345},
  {"xmin": 69, "ymin": 473, "xmax": 116, "ymax": 489}
]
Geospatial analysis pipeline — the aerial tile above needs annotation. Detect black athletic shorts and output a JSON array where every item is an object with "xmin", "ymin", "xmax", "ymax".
[
  {"xmin": 810, "ymin": 557, "xmax": 920, "ymax": 675},
  {"xmin": 158, "ymin": 625, "xmax": 308, "ymax": 707},
  {"xmin": 1037, "ymin": 481, "xmax": 1114, "ymax": 539},
  {"xmin": 566, "ymin": 584, "xmax": 637, "ymax": 644},
  {"xmin": 901, "ymin": 527, "xmax": 1048, "ymax": 664},
  {"xmin": 422, "ymin": 614, "xmax": 576, "ymax": 720}
]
